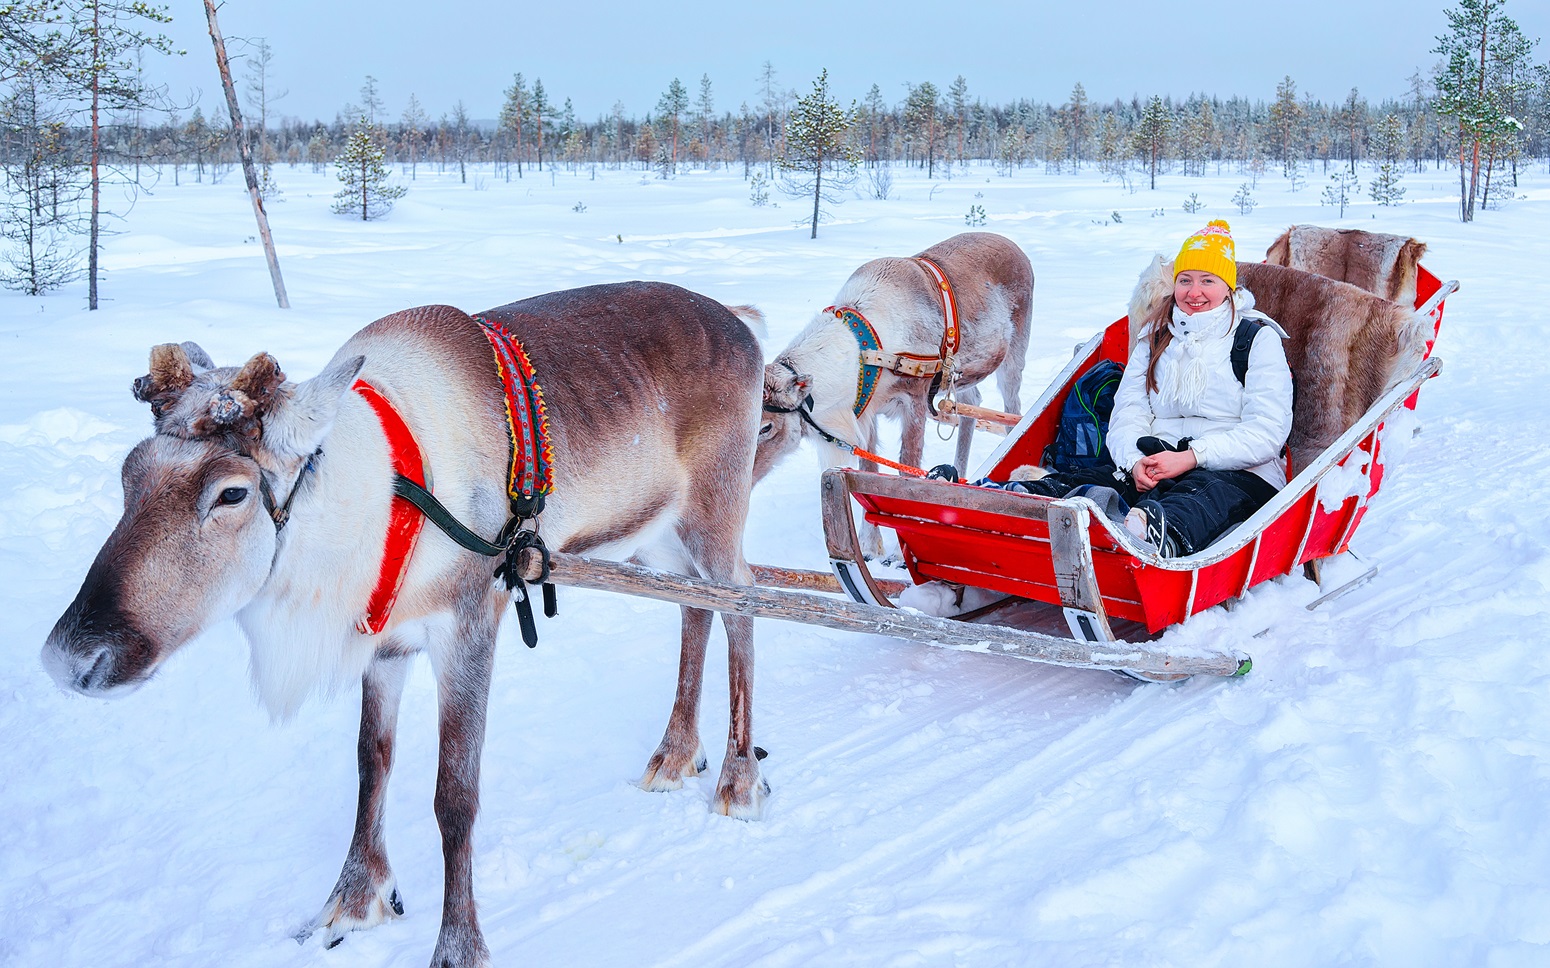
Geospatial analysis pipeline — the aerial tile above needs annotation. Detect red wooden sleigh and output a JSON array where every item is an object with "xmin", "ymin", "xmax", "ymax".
[
  {"xmin": 818, "ymin": 265, "xmax": 1455, "ymax": 679},
  {"xmin": 536, "ymin": 264, "xmax": 1454, "ymax": 683}
]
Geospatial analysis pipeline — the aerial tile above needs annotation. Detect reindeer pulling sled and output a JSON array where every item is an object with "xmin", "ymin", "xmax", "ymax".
[
  {"xmin": 536, "ymin": 237, "xmax": 1455, "ymax": 684},
  {"xmin": 42, "ymin": 226, "xmax": 1451, "ymax": 965}
]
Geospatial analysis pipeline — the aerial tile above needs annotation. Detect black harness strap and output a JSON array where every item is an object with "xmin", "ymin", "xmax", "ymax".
[
  {"xmin": 391, "ymin": 472, "xmax": 554, "ymax": 648},
  {"xmin": 258, "ymin": 448, "xmax": 322, "ymax": 533}
]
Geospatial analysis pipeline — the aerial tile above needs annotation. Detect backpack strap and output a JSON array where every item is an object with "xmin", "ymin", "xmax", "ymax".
[{"xmin": 1230, "ymin": 317, "xmax": 1266, "ymax": 386}]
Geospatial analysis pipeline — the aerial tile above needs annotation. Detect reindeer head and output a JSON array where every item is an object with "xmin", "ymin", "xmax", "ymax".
[
  {"xmin": 43, "ymin": 343, "xmax": 363, "ymax": 696},
  {"xmin": 753, "ymin": 359, "xmax": 811, "ymax": 484}
]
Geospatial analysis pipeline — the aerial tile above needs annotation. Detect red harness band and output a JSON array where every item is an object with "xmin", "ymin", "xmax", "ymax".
[
  {"xmin": 353, "ymin": 379, "xmax": 430, "ymax": 636},
  {"xmin": 914, "ymin": 256, "xmax": 961, "ymax": 359}
]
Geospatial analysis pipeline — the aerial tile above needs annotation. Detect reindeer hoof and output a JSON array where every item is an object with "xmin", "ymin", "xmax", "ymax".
[
  {"xmin": 713, "ymin": 752, "xmax": 769, "ymax": 820},
  {"xmin": 640, "ymin": 741, "xmax": 708, "ymax": 792},
  {"xmin": 308, "ymin": 875, "xmax": 403, "ymax": 950}
]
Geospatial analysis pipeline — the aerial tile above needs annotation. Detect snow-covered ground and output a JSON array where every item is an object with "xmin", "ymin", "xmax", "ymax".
[{"xmin": 4, "ymin": 160, "xmax": 1549, "ymax": 968}]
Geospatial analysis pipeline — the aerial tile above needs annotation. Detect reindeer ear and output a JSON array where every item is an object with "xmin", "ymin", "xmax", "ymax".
[
  {"xmin": 180, "ymin": 341, "xmax": 216, "ymax": 371},
  {"xmin": 259, "ymin": 354, "xmax": 365, "ymax": 459},
  {"xmin": 132, "ymin": 343, "xmax": 197, "ymax": 415}
]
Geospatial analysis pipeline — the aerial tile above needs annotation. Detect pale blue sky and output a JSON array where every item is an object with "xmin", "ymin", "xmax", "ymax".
[{"xmin": 158, "ymin": 0, "xmax": 1549, "ymax": 123}]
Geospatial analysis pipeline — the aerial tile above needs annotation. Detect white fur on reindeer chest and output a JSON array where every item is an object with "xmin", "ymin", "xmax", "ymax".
[{"xmin": 236, "ymin": 347, "xmax": 512, "ymax": 715}]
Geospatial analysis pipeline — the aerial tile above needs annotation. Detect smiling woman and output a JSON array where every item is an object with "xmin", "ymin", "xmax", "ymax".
[{"xmin": 998, "ymin": 220, "xmax": 1294, "ymax": 559}]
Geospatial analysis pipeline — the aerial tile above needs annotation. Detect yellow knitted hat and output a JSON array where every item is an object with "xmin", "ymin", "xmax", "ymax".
[{"xmin": 1174, "ymin": 219, "xmax": 1237, "ymax": 289}]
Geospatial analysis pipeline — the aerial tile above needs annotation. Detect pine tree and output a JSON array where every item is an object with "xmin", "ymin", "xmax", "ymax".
[
  {"xmin": 401, "ymin": 93, "xmax": 427, "ymax": 179},
  {"xmin": 656, "ymin": 77, "xmax": 688, "ymax": 173},
  {"xmin": 1134, "ymin": 95, "xmax": 1171, "ymax": 189},
  {"xmin": 948, "ymin": 75, "xmax": 969, "ymax": 166},
  {"xmin": 696, "ymin": 73, "xmax": 715, "ymax": 163},
  {"xmin": 904, "ymin": 81, "xmax": 941, "ymax": 176},
  {"xmin": 863, "ymin": 83, "xmax": 886, "ymax": 166},
  {"xmin": 531, "ymin": 79, "xmax": 549, "ymax": 170},
  {"xmin": 332, "ymin": 116, "xmax": 406, "ymax": 220},
  {"xmin": 779, "ymin": 68, "xmax": 859, "ymax": 239},
  {"xmin": 1432, "ymin": 0, "xmax": 1537, "ymax": 221},
  {"xmin": 1337, "ymin": 87, "xmax": 1366, "ymax": 173},
  {"xmin": 1064, "ymin": 82, "xmax": 1089, "ymax": 168},
  {"xmin": 1267, "ymin": 75, "xmax": 1304, "ymax": 176},
  {"xmin": 1368, "ymin": 114, "xmax": 1407, "ymax": 205},
  {"xmin": 499, "ymin": 74, "xmax": 528, "ymax": 177},
  {"xmin": 1096, "ymin": 113, "xmax": 1124, "ymax": 181}
]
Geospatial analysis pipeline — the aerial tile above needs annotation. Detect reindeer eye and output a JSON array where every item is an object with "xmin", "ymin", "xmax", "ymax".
[
  {"xmin": 759, "ymin": 422, "xmax": 774, "ymax": 438},
  {"xmin": 217, "ymin": 486, "xmax": 249, "ymax": 506}
]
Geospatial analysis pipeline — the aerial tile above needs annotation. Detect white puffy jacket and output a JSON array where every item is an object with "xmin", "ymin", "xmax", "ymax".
[{"xmin": 1107, "ymin": 288, "xmax": 1294, "ymax": 489}]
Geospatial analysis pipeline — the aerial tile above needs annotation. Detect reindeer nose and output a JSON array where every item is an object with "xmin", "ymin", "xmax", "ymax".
[
  {"xmin": 43, "ymin": 635, "xmax": 103, "ymax": 694},
  {"xmin": 41, "ymin": 631, "xmax": 143, "ymax": 697}
]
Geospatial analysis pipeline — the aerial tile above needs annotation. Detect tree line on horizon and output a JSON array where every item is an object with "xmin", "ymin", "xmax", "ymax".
[{"xmin": 3, "ymin": 0, "xmax": 1545, "ymax": 295}]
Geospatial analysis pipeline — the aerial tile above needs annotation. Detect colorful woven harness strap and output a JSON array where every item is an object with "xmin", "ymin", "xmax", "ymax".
[
  {"xmin": 824, "ymin": 305, "xmax": 886, "ymax": 417},
  {"xmin": 472, "ymin": 314, "xmax": 554, "ymax": 518}
]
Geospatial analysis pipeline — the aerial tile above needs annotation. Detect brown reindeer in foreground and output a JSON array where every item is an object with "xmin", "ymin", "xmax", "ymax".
[{"xmin": 41, "ymin": 282, "xmax": 767, "ymax": 968}]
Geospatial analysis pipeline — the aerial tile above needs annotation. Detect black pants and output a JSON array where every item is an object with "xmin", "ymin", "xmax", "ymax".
[
  {"xmin": 1132, "ymin": 469, "xmax": 1278, "ymax": 555},
  {"xmin": 1007, "ymin": 466, "xmax": 1277, "ymax": 556}
]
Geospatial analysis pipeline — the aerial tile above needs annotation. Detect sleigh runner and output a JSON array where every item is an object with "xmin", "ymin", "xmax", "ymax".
[{"xmin": 527, "ymin": 261, "xmax": 1453, "ymax": 682}]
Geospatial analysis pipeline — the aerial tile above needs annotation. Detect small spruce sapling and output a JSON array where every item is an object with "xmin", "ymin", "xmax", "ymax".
[
  {"xmin": 1285, "ymin": 158, "xmax": 1306, "ymax": 193},
  {"xmin": 749, "ymin": 171, "xmax": 770, "ymax": 207},
  {"xmin": 1321, "ymin": 169, "xmax": 1359, "ymax": 218},
  {"xmin": 965, "ymin": 204, "xmax": 987, "ymax": 226},
  {"xmin": 331, "ymin": 117, "xmax": 407, "ymax": 220},
  {"xmin": 1182, "ymin": 192, "xmax": 1203, "ymax": 214},
  {"xmin": 1231, "ymin": 183, "xmax": 1257, "ymax": 214}
]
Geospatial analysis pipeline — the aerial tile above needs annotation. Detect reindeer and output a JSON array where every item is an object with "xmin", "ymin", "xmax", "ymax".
[
  {"xmin": 41, "ymin": 282, "xmax": 767, "ymax": 968},
  {"xmin": 755, "ymin": 232, "xmax": 1033, "ymax": 555}
]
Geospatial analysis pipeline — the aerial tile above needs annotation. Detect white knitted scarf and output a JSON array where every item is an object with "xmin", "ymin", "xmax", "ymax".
[{"xmin": 1163, "ymin": 298, "xmax": 1235, "ymax": 411}]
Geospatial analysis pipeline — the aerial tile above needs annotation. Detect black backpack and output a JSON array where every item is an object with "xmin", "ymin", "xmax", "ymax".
[
  {"xmin": 1230, "ymin": 317, "xmax": 1264, "ymax": 385},
  {"xmin": 1043, "ymin": 359, "xmax": 1124, "ymax": 471}
]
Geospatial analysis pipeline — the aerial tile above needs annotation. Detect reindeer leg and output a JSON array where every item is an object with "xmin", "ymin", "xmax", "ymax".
[
  {"xmin": 641, "ymin": 604, "xmax": 711, "ymax": 790},
  {"xmin": 311, "ymin": 652, "xmax": 410, "ymax": 949},
  {"xmin": 953, "ymin": 384, "xmax": 982, "ymax": 473},
  {"xmin": 713, "ymin": 608, "xmax": 768, "ymax": 819},
  {"xmin": 427, "ymin": 621, "xmax": 497, "ymax": 968},
  {"xmin": 1002, "ymin": 290, "xmax": 1032, "ymax": 415},
  {"xmin": 675, "ymin": 464, "xmax": 766, "ymax": 817}
]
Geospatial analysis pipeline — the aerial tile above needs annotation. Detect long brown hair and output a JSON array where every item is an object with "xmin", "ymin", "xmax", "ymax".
[{"xmin": 1143, "ymin": 289, "xmax": 1236, "ymax": 393}]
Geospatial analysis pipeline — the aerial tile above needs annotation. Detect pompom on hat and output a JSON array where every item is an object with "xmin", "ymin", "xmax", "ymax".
[{"xmin": 1174, "ymin": 219, "xmax": 1237, "ymax": 289}]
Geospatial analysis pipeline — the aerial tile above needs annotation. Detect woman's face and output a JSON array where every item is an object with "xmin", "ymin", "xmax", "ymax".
[{"xmin": 1174, "ymin": 270, "xmax": 1229, "ymax": 315}]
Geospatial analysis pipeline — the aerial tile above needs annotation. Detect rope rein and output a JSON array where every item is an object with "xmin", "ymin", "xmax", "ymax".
[{"xmin": 763, "ymin": 384, "xmax": 927, "ymax": 477}]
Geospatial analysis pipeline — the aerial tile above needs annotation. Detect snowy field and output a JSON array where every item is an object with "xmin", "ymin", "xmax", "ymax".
[{"xmin": 3, "ymin": 159, "xmax": 1549, "ymax": 968}]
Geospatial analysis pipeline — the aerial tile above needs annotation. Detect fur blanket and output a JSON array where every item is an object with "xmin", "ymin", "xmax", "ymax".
[
  {"xmin": 1127, "ymin": 258, "xmax": 1427, "ymax": 473},
  {"xmin": 1265, "ymin": 225, "xmax": 1427, "ymax": 307}
]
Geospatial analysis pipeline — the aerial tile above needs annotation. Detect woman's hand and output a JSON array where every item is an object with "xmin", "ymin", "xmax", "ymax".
[
  {"xmin": 1131, "ymin": 459, "xmax": 1159, "ymax": 492},
  {"xmin": 1137, "ymin": 448, "xmax": 1198, "ymax": 488}
]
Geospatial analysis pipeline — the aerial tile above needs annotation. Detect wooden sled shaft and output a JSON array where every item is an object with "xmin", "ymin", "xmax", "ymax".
[{"xmin": 537, "ymin": 551, "xmax": 1250, "ymax": 679}]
